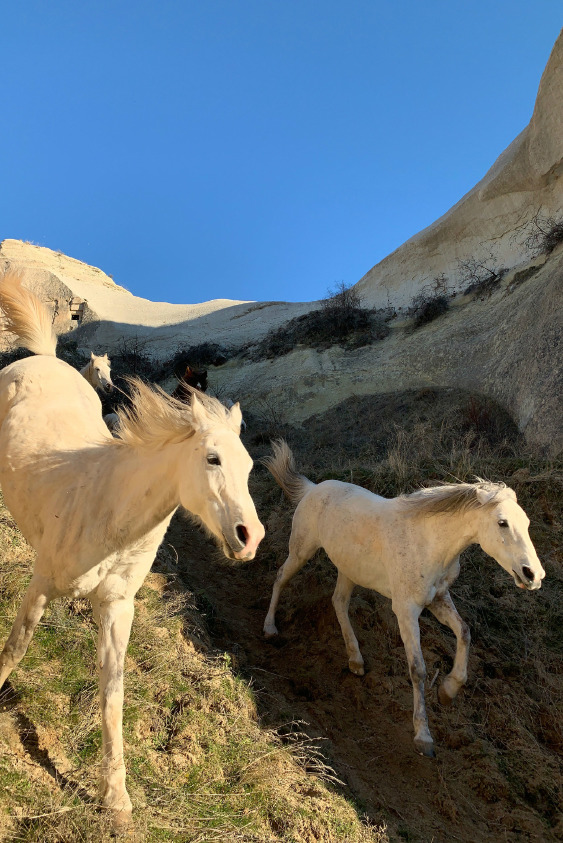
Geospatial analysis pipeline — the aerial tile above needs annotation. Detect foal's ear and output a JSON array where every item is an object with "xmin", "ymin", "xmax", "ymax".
[
  {"xmin": 90, "ymin": 351, "xmax": 95, "ymax": 361},
  {"xmin": 228, "ymin": 401, "xmax": 242, "ymax": 432}
]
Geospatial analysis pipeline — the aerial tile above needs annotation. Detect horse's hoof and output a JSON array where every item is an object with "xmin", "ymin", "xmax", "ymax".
[
  {"xmin": 264, "ymin": 625, "xmax": 278, "ymax": 638},
  {"xmin": 110, "ymin": 808, "xmax": 133, "ymax": 835},
  {"xmin": 438, "ymin": 684, "xmax": 454, "ymax": 706},
  {"xmin": 349, "ymin": 661, "xmax": 365, "ymax": 676},
  {"xmin": 414, "ymin": 739, "xmax": 436, "ymax": 758}
]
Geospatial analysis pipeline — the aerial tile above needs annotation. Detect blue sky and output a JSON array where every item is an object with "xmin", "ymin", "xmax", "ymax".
[{"xmin": 1, "ymin": 3, "xmax": 560, "ymax": 304}]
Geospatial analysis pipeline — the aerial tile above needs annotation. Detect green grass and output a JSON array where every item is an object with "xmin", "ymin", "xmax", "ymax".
[{"xmin": 0, "ymin": 497, "xmax": 386, "ymax": 843}]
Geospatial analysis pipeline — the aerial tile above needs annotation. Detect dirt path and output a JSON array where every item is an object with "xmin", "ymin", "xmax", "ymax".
[{"xmin": 167, "ymin": 512, "xmax": 562, "ymax": 843}]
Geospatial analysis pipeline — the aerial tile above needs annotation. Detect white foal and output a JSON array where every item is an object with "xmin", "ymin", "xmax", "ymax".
[
  {"xmin": 80, "ymin": 352, "xmax": 114, "ymax": 394},
  {"xmin": 263, "ymin": 440, "xmax": 545, "ymax": 758},
  {"xmin": 0, "ymin": 271, "xmax": 265, "ymax": 829}
]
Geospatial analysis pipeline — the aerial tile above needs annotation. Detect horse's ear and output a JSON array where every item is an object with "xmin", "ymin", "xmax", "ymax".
[
  {"xmin": 228, "ymin": 401, "xmax": 242, "ymax": 432},
  {"xmin": 190, "ymin": 394, "xmax": 208, "ymax": 428},
  {"xmin": 90, "ymin": 352, "xmax": 95, "ymax": 361},
  {"xmin": 186, "ymin": 366, "xmax": 193, "ymax": 376},
  {"xmin": 103, "ymin": 353, "xmax": 109, "ymax": 361},
  {"xmin": 475, "ymin": 486, "xmax": 496, "ymax": 505}
]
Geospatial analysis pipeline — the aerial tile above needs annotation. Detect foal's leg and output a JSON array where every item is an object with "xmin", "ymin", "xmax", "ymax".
[
  {"xmin": 0, "ymin": 575, "xmax": 52, "ymax": 689},
  {"xmin": 427, "ymin": 590, "xmax": 470, "ymax": 705},
  {"xmin": 264, "ymin": 531, "xmax": 318, "ymax": 637},
  {"xmin": 393, "ymin": 600, "xmax": 434, "ymax": 757},
  {"xmin": 332, "ymin": 571, "xmax": 364, "ymax": 675},
  {"xmin": 93, "ymin": 597, "xmax": 135, "ymax": 829}
]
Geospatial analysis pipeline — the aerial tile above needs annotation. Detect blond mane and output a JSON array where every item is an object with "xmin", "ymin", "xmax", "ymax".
[
  {"xmin": 115, "ymin": 379, "xmax": 238, "ymax": 448},
  {"xmin": 399, "ymin": 480, "xmax": 508, "ymax": 516}
]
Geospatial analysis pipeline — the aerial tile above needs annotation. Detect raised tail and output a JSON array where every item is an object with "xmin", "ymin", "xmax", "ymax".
[
  {"xmin": 0, "ymin": 270, "xmax": 57, "ymax": 356},
  {"xmin": 261, "ymin": 439, "xmax": 314, "ymax": 505}
]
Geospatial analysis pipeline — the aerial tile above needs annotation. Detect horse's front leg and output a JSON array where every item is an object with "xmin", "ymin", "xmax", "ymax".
[
  {"xmin": 0, "ymin": 575, "xmax": 53, "ymax": 689},
  {"xmin": 428, "ymin": 590, "xmax": 470, "ymax": 705},
  {"xmin": 393, "ymin": 600, "xmax": 434, "ymax": 757},
  {"xmin": 92, "ymin": 597, "xmax": 135, "ymax": 830}
]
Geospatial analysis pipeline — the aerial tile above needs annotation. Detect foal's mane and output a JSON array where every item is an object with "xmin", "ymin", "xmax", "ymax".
[
  {"xmin": 115, "ymin": 379, "xmax": 237, "ymax": 448},
  {"xmin": 400, "ymin": 480, "xmax": 508, "ymax": 516}
]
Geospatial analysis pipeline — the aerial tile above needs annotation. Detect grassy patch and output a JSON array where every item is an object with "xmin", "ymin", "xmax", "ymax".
[{"xmin": 0, "ymin": 501, "xmax": 386, "ymax": 842}]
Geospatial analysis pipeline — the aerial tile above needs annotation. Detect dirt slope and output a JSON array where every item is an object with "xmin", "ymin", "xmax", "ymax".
[{"xmin": 165, "ymin": 390, "xmax": 563, "ymax": 843}]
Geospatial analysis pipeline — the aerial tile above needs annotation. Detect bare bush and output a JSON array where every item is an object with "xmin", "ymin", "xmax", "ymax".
[
  {"xmin": 457, "ymin": 255, "xmax": 505, "ymax": 299},
  {"xmin": 514, "ymin": 209, "xmax": 563, "ymax": 257},
  {"xmin": 408, "ymin": 276, "xmax": 451, "ymax": 329}
]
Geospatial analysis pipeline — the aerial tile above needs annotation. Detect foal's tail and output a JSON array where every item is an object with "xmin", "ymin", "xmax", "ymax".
[
  {"xmin": 0, "ymin": 270, "xmax": 57, "ymax": 357},
  {"xmin": 262, "ymin": 439, "xmax": 314, "ymax": 505}
]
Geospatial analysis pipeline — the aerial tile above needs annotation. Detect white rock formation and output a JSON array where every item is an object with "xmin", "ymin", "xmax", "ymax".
[{"xmin": 1, "ymin": 30, "xmax": 561, "ymax": 454}]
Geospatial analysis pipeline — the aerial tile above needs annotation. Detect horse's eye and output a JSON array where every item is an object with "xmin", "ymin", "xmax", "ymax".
[
  {"xmin": 498, "ymin": 519, "xmax": 508, "ymax": 528},
  {"xmin": 207, "ymin": 454, "xmax": 221, "ymax": 466}
]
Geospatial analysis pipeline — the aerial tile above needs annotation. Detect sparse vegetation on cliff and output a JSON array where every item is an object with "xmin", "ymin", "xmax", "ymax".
[{"xmin": 247, "ymin": 282, "xmax": 390, "ymax": 359}]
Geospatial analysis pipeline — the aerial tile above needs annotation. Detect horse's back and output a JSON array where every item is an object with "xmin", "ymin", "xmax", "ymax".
[
  {"xmin": 295, "ymin": 479, "xmax": 395, "ymax": 594},
  {"xmin": 0, "ymin": 355, "xmax": 111, "ymax": 454}
]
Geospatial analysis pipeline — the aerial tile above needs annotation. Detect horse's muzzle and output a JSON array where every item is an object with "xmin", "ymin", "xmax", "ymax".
[{"xmin": 223, "ymin": 522, "xmax": 265, "ymax": 561}]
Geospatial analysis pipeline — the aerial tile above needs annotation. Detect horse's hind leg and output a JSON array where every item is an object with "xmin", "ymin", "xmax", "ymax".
[
  {"xmin": 427, "ymin": 590, "xmax": 470, "ymax": 705},
  {"xmin": 264, "ymin": 529, "xmax": 318, "ymax": 637},
  {"xmin": 0, "ymin": 575, "xmax": 52, "ymax": 689},
  {"xmin": 332, "ymin": 571, "xmax": 364, "ymax": 675}
]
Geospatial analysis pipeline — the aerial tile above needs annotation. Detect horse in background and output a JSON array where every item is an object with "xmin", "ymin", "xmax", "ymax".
[
  {"xmin": 80, "ymin": 352, "xmax": 114, "ymax": 394},
  {"xmin": 0, "ymin": 271, "xmax": 264, "ymax": 830},
  {"xmin": 172, "ymin": 365, "xmax": 208, "ymax": 401},
  {"xmin": 262, "ymin": 439, "xmax": 544, "ymax": 759}
]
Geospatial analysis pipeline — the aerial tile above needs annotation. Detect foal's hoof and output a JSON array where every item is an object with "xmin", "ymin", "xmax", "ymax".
[
  {"xmin": 414, "ymin": 738, "xmax": 436, "ymax": 758},
  {"xmin": 263, "ymin": 625, "xmax": 278, "ymax": 638},
  {"xmin": 438, "ymin": 684, "xmax": 454, "ymax": 707},
  {"xmin": 349, "ymin": 660, "xmax": 365, "ymax": 676}
]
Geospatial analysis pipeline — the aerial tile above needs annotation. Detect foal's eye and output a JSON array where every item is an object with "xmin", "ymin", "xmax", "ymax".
[
  {"xmin": 207, "ymin": 454, "xmax": 221, "ymax": 466},
  {"xmin": 498, "ymin": 519, "xmax": 508, "ymax": 528}
]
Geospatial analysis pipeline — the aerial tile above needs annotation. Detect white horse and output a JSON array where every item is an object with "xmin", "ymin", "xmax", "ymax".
[
  {"xmin": 262, "ymin": 440, "xmax": 545, "ymax": 758},
  {"xmin": 80, "ymin": 351, "xmax": 114, "ymax": 394},
  {"xmin": 0, "ymin": 271, "xmax": 265, "ymax": 829}
]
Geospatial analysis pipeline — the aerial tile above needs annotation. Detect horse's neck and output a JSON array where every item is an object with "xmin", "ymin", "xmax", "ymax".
[
  {"xmin": 99, "ymin": 444, "xmax": 182, "ymax": 548},
  {"xmin": 42, "ymin": 441, "xmax": 182, "ymax": 556},
  {"xmin": 80, "ymin": 362, "xmax": 93, "ymax": 386},
  {"xmin": 416, "ymin": 509, "xmax": 477, "ymax": 567}
]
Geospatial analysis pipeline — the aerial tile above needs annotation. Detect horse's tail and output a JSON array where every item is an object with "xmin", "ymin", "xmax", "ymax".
[
  {"xmin": 0, "ymin": 270, "xmax": 57, "ymax": 356},
  {"xmin": 262, "ymin": 439, "xmax": 314, "ymax": 505}
]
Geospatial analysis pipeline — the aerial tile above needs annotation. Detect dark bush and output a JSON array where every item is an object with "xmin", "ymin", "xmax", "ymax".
[
  {"xmin": 248, "ymin": 307, "xmax": 389, "ymax": 359},
  {"xmin": 161, "ymin": 342, "xmax": 232, "ymax": 381},
  {"xmin": 410, "ymin": 292, "xmax": 449, "ymax": 329},
  {"xmin": 246, "ymin": 281, "xmax": 390, "ymax": 359}
]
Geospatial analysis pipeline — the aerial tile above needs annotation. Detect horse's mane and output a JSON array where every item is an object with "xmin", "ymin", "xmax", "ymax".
[
  {"xmin": 399, "ymin": 480, "xmax": 508, "ymax": 516},
  {"xmin": 115, "ymin": 378, "xmax": 237, "ymax": 448}
]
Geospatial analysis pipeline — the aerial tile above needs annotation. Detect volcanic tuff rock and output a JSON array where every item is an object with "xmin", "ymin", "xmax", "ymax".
[{"xmin": 0, "ymin": 30, "xmax": 561, "ymax": 454}]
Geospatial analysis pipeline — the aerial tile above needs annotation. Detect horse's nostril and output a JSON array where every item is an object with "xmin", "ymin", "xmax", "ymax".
[
  {"xmin": 522, "ymin": 566, "xmax": 534, "ymax": 582},
  {"xmin": 236, "ymin": 524, "xmax": 249, "ymax": 546}
]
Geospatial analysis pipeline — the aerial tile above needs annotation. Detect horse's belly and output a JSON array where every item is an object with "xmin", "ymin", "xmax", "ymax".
[{"xmin": 326, "ymin": 544, "xmax": 392, "ymax": 599}]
